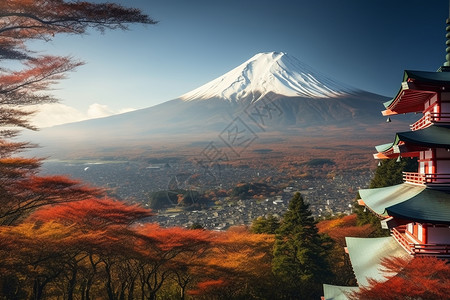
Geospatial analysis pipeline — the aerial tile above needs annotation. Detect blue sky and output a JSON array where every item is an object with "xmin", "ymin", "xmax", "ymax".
[{"xmin": 30, "ymin": 0, "xmax": 449, "ymax": 126}]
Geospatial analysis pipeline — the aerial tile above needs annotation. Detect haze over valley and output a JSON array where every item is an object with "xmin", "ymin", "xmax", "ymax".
[{"xmin": 28, "ymin": 52, "xmax": 413, "ymax": 226}]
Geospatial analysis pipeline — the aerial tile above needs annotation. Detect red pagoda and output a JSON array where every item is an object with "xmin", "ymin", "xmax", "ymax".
[
  {"xmin": 360, "ymin": 66, "xmax": 450, "ymax": 257},
  {"xmin": 323, "ymin": 6, "xmax": 450, "ymax": 300}
]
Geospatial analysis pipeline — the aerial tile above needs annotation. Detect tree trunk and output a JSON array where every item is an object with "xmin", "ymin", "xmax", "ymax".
[
  {"xmin": 148, "ymin": 291, "xmax": 156, "ymax": 300},
  {"xmin": 180, "ymin": 285, "xmax": 185, "ymax": 300},
  {"xmin": 119, "ymin": 282, "xmax": 126, "ymax": 300},
  {"xmin": 127, "ymin": 279, "xmax": 135, "ymax": 300},
  {"xmin": 31, "ymin": 280, "xmax": 44, "ymax": 300},
  {"xmin": 105, "ymin": 264, "xmax": 115, "ymax": 300},
  {"xmin": 67, "ymin": 266, "xmax": 78, "ymax": 300}
]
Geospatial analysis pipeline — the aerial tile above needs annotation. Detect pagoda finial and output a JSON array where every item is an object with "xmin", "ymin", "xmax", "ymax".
[{"xmin": 440, "ymin": 0, "xmax": 450, "ymax": 71}]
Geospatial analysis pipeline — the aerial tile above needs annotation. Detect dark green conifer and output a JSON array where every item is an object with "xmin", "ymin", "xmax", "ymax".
[
  {"xmin": 250, "ymin": 214, "xmax": 280, "ymax": 234},
  {"xmin": 355, "ymin": 158, "xmax": 417, "ymax": 236},
  {"xmin": 272, "ymin": 192, "xmax": 333, "ymax": 299}
]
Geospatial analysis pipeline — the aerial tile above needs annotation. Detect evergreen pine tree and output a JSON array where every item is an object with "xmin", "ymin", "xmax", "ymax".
[
  {"xmin": 251, "ymin": 214, "xmax": 280, "ymax": 234},
  {"xmin": 272, "ymin": 192, "xmax": 333, "ymax": 299},
  {"xmin": 355, "ymin": 158, "xmax": 418, "ymax": 236},
  {"xmin": 369, "ymin": 158, "xmax": 417, "ymax": 189}
]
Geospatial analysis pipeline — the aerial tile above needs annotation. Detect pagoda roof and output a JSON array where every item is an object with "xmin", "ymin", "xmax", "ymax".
[
  {"xmin": 375, "ymin": 142, "xmax": 396, "ymax": 153},
  {"xmin": 375, "ymin": 125, "xmax": 450, "ymax": 156},
  {"xmin": 382, "ymin": 70, "xmax": 450, "ymax": 116},
  {"xmin": 386, "ymin": 188, "xmax": 450, "ymax": 224},
  {"xmin": 397, "ymin": 125, "xmax": 450, "ymax": 147},
  {"xmin": 401, "ymin": 70, "xmax": 450, "ymax": 84},
  {"xmin": 403, "ymin": 70, "xmax": 450, "ymax": 86},
  {"xmin": 359, "ymin": 183, "xmax": 425, "ymax": 216},
  {"xmin": 322, "ymin": 284, "xmax": 357, "ymax": 300},
  {"xmin": 345, "ymin": 237, "xmax": 410, "ymax": 287},
  {"xmin": 359, "ymin": 183, "xmax": 450, "ymax": 224}
]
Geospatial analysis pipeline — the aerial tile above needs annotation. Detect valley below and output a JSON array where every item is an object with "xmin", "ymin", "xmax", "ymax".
[
  {"xmin": 26, "ymin": 51, "xmax": 411, "ymax": 229},
  {"xmin": 39, "ymin": 135, "xmax": 378, "ymax": 229}
]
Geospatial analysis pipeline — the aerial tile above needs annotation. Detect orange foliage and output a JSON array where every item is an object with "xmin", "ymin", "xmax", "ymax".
[
  {"xmin": 136, "ymin": 223, "xmax": 212, "ymax": 252},
  {"xmin": 197, "ymin": 279, "xmax": 226, "ymax": 290},
  {"xmin": 0, "ymin": 2, "xmax": 159, "ymax": 299},
  {"xmin": 203, "ymin": 226, "xmax": 274, "ymax": 279},
  {"xmin": 349, "ymin": 256, "xmax": 450, "ymax": 300},
  {"xmin": 317, "ymin": 214, "xmax": 375, "ymax": 245},
  {"xmin": 0, "ymin": 171, "xmax": 104, "ymax": 225},
  {"xmin": 187, "ymin": 279, "xmax": 227, "ymax": 296},
  {"xmin": 184, "ymin": 227, "xmax": 275, "ymax": 298},
  {"xmin": 0, "ymin": 0, "xmax": 155, "ymax": 142},
  {"xmin": 28, "ymin": 198, "xmax": 152, "ymax": 228}
]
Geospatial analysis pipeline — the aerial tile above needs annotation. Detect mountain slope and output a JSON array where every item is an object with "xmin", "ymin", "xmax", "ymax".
[{"xmin": 24, "ymin": 52, "xmax": 406, "ymax": 158}]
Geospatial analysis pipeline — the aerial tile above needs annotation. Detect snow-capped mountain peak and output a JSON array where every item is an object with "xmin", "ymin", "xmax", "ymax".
[{"xmin": 180, "ymin": 52, "xmax": 356, "ymax": 102}]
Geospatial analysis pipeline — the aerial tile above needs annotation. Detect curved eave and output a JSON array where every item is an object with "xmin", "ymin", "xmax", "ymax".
[
  {"xmin": 374, "ymin": 141, "xmax": 421, "ymax": 160},
  {"xmin": 374, "ymin": 144, "xmax": 422, "ymax": 160},
  {"xmin": 397, "ymin": 125, "xmax": 450, "ymax": 148},
  {"xmin": 375, "ymin": 142, "xmax": 397, "ymax": 153},
  {"xmin": 345, "ymin": 237, "xmax": 410, "ymax": 287},
  {"xmin": 374, "ymin": 125, "xmax": 450, "ymax": 158},
  {"xmin": 403, "ymin": 69, "xmax": 450, "ymax": 84},
  {"xmin": 359, "ymin": 183, "xmax": 426, "ymax": 216},
  {"xmin": 386, "ymin": 188, "xmax": 450, "ymax": 224},
  {"xmin": 382, "ymin": 70, "xmax": 450, "ymax": 116},
  {"xmin": 323, "ymin": 284, "xmax": 358, "ymax": 300},
  {"xmin": 382, "ymin": 88, "xmax": 435, "ymax": 116}
]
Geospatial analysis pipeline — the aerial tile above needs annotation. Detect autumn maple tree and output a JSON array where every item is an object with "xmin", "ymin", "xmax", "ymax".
[
  {"xmin": 317, "ymin": 214, "xmax": 376, "ymax": 286},
  {"xmin": 0, "ymin": 1, "xmax": 157, "ymax": 298},
  {"xmin": 0, "ymin": 197, "xmax": 153, "ymax": 300},
  {"xmin": 0, "ymin": 0, "xmax": 156, "ymax": 134},
  {"xmin": 349, "ymin": 256, "xmax": 450, "ymax": 300},
  {"xmin": 133, "ymin": 224, "xmax": 214, "ymax": 300},
  {"xmin": 0, "ymin": 1, "xmax": 155, "ymax": 225},
  {"xmin": 189, "ymin": 226, "xmax": 276, "ymax": 299}
]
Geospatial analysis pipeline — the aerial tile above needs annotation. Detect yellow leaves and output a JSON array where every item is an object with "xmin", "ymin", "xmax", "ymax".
[
  {"xmin": 317, "ymin": 214, "xmax": 375, "ymax": 246},
  {"xmin": 0, "ymin": 156, "xmax": 40, "ymax": 167},
  {"xmin": 216, "ymin": 226, "xmax": 275, "ymax": 248},
  {"xmin": 199, "ymin": 227, "xmax": 274, "ymax": 278},
  {"xmin": 0, "ymin": 221, "xmax": 75, "ymax": 253}
]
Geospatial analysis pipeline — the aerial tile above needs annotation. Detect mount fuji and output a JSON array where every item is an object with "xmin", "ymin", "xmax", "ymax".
[
  {"xmin": 26, "ymin": 52, "xmax": 400, "ymax": 158},
  {"xmin": 180, "ymin": 52, "xmax": 355, "ymax": 101}
]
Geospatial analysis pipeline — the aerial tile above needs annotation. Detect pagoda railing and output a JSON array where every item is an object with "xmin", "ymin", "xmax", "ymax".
[
  {"xmin": 403, "ymin": 172, "xmax": 450, "ymax": 185},
  {"xmin": 410, "ymin": 112, "xmax": 450, "ymax": 131},
  {"xmin": 392, "ymin": 226, "xmax": 414, "ymax": 254},
  {"xmin": 391, "ymin": 227, "xmax": 450, "ymax": 257},
  {"xmin": 403, "ymin": 172, "xmax": 425, "ymax": 184}
]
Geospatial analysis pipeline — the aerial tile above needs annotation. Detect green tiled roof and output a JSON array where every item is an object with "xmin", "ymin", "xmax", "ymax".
[
  {"xmin": 397, "ymin": 125, "xmax": 450, "ymax": 148},
  {"xmin": 360, "ymin": 183, "xmax": 450, "ymax": 223},
  {"xmin": 359, "ymin": 183, "xmax": 425, "ymax": 216},
  {"xmin": 375, "ymin": 142, "xmax": 398, "ymax": 153},
  {"xmin": 383, "ymin": 97, "xmax": 396, "ymax": 109},
  {"xmin": 387, "ymin": 188, "xmax": 450, "ymax": 224},
  {"xmin": 384, "ymin": 70, "xmax": 450, "ymax": 109},
  {"xmin": 323, "ymin": 284, "xmax": 358, "ymax": 300},
  {"xmin": 403, "ymin": 70, "xmax": 450, "ymax": 83},
  {"xmin": 375, "ymin": 125, "xmax": 450, "ymax": 153},
  {"xmin": 345, "ymin": 237, "xmax": 410, "ymax": 287}
]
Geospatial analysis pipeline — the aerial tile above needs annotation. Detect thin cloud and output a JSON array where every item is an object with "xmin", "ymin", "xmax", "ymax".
[{"xmin": 26, "ymin": 103, "xmax": 136, "ymax": 128}]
